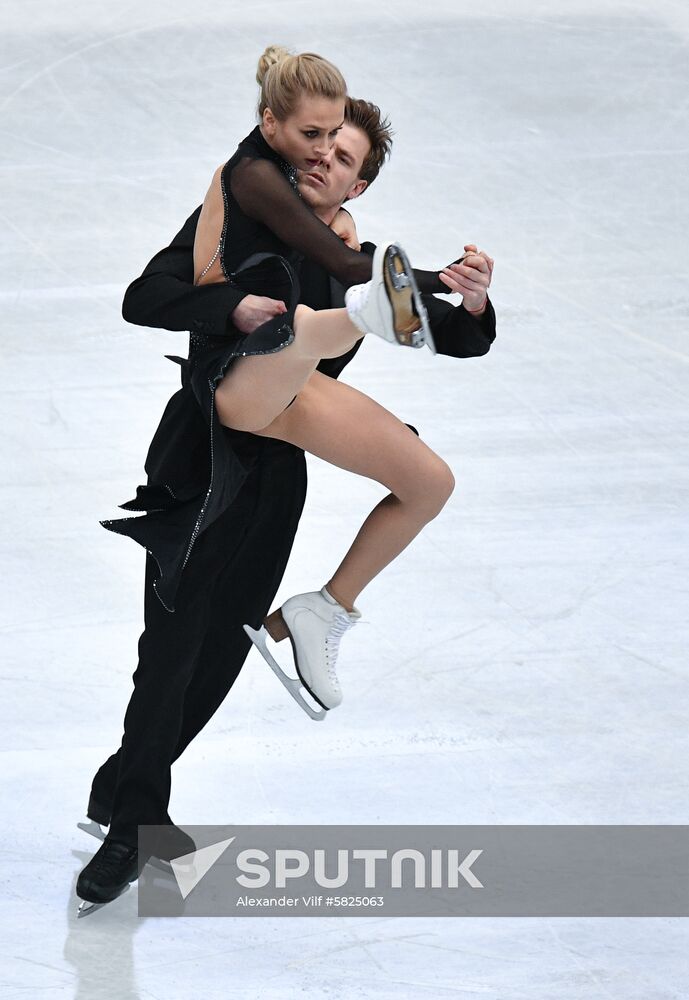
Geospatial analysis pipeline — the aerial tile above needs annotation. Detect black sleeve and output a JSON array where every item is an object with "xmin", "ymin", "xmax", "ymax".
[
  {"xmin": 230, "ymin": 157, "xmax": 448, "ymax": 293},
  {"xmin": 423, "ymin": 293, "xmax": 497, "ymax": 358},
  {"xmin": 359, "ymin": 241, "xmax": 496, "ymax": 358},
  {"xmin": 121, "ymin": 207, "xmax": 248, "ymax": 337}
]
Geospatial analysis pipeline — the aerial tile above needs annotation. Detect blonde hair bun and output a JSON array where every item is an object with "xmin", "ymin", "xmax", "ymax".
[
  {"xmin": 256, "ymin": 45, "xmax": 292, "ymax": 86},
  {"xmin": 256, "ymin": 47, "xmax": 347, "ymax": 121}
]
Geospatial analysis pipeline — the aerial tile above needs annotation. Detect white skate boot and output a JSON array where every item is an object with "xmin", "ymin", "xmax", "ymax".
[
  {"xmin": 243, "ymin": 586, "xmax": 361, "ymax": 720},
  {"xmin": 344, "ymin": 242, "xmax": 435, "ymax": 353}
]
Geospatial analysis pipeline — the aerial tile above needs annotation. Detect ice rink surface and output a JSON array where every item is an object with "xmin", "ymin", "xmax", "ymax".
[{"xmin": 1, "ymin": 0, "xmax": 688, "ymax": 996}]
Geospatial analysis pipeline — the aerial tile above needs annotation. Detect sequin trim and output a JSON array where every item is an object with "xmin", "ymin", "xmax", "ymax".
[
  {"xmin": 180, "ymin": 378, "xmax": 215, "ymax": 573},
  {"xmin": 219, "ymin": 163, "xmax": 232, "ymax": 282},
  {"xmin": 193, "ymin": 159, "xmax": 232, "ymax": 289}
]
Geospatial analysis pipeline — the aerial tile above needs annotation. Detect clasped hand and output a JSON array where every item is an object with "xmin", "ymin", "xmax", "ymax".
[
  {"xmin": 439, "ymin": 245, "xmax": 494, "ymax": 312},
  {"xmin": 232, "ymin": 294, "xmax": 287, "ymax": 334}
]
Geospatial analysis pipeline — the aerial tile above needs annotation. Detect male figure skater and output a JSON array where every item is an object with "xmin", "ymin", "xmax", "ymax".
[{"xmin": 76, "ymin": 97, "xmax": 496, "ymax": 912}]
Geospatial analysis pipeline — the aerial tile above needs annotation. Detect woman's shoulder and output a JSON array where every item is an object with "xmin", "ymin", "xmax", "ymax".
[
  {"xmin": 224, "ymin": 129, "xmax": 296, "ymax": 192},
  {"xmin": 221, "ymin": 126, "xmax": 272, "ymax": 182},
  {"xmin": 231, "ymin": 125, "xmax": 269, "ymax": 162}
]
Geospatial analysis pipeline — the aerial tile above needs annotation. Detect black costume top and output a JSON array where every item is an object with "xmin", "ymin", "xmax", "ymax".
[
  {"xmin": 100, "ymin": 126, "xmax": 497, "ymax": 612},
  {"xmin": 216, "ymin": 125, "xmax": 451, "ymax": 293}
]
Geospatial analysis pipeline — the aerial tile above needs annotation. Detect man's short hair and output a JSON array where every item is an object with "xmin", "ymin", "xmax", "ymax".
[{"xmin": 344, "ymin": 97, "xmax": 393, "ymax": 188}]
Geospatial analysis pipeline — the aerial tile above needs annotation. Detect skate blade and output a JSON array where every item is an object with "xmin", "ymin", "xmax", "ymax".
[
  {"xmin": 76, "ymin": 883, "xmax": 130, "ymax": 919},
  {"xmin": 243, "ymin": 623, "xmax": 327, "ymax": 721},
  {"xmin": 77, "ymin": 819, "xmax": 106, "ymax": 843},
  {"xmin": 77, "ymin": 820, "xmax": 173, "ymax": 875},
  {"xmin": 384, "ymin": 245, "xmax": 436, "ymax": 354}
]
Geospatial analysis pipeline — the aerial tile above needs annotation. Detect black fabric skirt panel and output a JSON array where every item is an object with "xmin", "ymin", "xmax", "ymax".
[{"xmin": 100, "ymin": 253, "xmax": 301, "ymax": 614}]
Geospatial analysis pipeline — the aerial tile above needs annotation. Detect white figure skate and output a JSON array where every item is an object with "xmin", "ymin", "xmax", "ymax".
[
  {"xmin": 345, "ymin": 242, "xmax": 436, "ymax": 354},
  {"xmin": 244, "ymin": 586, "xmax": 361, "ymax": 721}
]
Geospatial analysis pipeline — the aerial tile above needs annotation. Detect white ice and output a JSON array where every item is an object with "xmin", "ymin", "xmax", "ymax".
[{"xmin": 1, "ymin": 0, "xmax": 688, "ymax": 997}]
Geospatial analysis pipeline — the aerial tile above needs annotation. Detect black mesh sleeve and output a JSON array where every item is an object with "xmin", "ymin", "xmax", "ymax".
[{"xmin": 230, "ymin": 156, "xmax": 447, "ymax": 293}]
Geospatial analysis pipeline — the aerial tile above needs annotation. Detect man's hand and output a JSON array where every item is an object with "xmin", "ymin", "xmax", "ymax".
[
  {"xmin": 330, "ymin": 208, "xmax": 360, "ymax": 251},
  {"xmin": 232, "ymin": 294, "xmax": 288, "ymax": 334},
  {"xmin": 438, "ymin": 244, "xmax": 494, "ymax": 312}
]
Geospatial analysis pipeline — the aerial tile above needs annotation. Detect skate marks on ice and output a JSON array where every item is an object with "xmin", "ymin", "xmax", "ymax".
[{"xmin": 243, "ymin": 623, "xmax": 327, "ymax": 722}]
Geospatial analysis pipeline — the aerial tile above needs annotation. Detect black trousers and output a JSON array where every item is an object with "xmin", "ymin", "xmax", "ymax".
[{"xmin": 90, "ymin": 437, "xmax": 307, "ymax": 846}]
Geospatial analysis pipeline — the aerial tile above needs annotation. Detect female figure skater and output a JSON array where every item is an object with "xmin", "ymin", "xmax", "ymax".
[{"xmin": 188, "ymin": 45, "xmax": 463, "ymax": 718}]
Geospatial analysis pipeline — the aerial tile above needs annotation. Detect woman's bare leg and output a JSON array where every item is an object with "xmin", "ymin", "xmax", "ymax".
[
  {"xmin": 215, "ymin": 304, "xmax": 364, "ymax": 432},
  {"xmin": 252, "ymin": 371, "xmax": 455, "ymax": 610}
]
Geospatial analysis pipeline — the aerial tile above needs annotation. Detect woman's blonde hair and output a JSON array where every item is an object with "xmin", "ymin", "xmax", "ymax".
[{"xmin": 256, "ymin": 44, "xmax": 347, "ymax": 121}]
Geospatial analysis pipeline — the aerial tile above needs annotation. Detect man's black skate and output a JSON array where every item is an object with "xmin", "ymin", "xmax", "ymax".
[
  {"xmin": 77, "ymin": 812, "xmax": 196, "ymax": 917},
  {"xmin": 76, "ymin": 836, "xmax": 143, "ymax": 918}
]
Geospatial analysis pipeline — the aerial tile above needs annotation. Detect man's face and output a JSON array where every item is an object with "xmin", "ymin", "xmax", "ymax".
[{"xmin": 297, "ymin": 121, "xmax": 370, "ymax": 214}]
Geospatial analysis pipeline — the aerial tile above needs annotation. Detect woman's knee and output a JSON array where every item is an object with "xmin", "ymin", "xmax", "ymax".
[
  {"xmin": 428, "ymin": 458, "xmax": 456, "ymax": 513},
  {"xmin": 406, "ymin": 455, "xmax": 456, "ymax": 518},
  {"xmin": 292, "ymin": 304, "xmax": 318, "ymax": 354},
  {"xmin": 294, "ymin": 304, "xmax": 314, "ymax": 325}
]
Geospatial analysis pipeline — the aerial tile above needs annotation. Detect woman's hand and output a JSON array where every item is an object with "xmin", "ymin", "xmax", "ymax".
[
  {"xmin": 330, "ymin": 208, "xmax": 360, "ymax": 251},
  {"xmin": 232, "ymin": 294, "xmax": 287, "ymax": 334},
  {"xmin": 439, "ymin": 243, "xmax": 494, "ymax": 312}
]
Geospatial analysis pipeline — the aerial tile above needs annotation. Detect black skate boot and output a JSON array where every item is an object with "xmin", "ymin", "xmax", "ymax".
[{"xmin": 76, "ymin": 836, "xmax": 143, "ymax": 917}]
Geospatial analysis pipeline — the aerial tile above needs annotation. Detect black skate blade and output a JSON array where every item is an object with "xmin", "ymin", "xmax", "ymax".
[{"xmin": 243, "ymin": 623, "xmax": 327, "ymax": 721}]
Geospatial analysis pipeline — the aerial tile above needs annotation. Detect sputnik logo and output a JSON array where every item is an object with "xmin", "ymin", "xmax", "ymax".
[{"xmin": 169, "ymin": 836, "xmax": 235, "ymax": 899}]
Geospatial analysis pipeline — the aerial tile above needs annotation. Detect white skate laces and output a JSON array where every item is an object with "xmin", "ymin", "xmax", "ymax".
[
  {"xmin": 324, "ymin": 610, "xmax": 358, "ymax": 692},
  {"xmin": 343, "ymin": 281, "xmax": 370, "ymax": 328}
]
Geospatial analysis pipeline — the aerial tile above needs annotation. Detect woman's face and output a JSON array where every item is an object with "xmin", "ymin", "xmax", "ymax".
[{"xmin": 264, "ymin": 96, "xmax": 345, "ymax": 171}]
